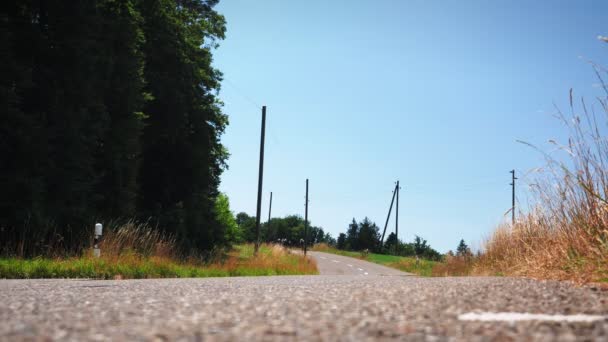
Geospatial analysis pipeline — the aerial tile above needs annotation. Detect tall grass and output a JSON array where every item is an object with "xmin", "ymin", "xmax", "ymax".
[
  {"xmin": 98, "ymin": 221, "xmax": 177, "ymax": 260},
  {"xmin": 476, "ymin": 73, "xmax": 608, "ymax": 283},
  {"xmin": 0, "ymin": 221, "xmax": 318, "ymax": 279},
  {"xmin": 0, "ymin": 243, "xmax": 317, "ymax": 279}
]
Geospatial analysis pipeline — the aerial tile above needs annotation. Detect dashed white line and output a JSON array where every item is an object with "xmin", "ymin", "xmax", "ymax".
[
  {"xmin": 347, "ymin": 264, "xmax": 353, "ymax": 267},
  {"xmin": 357, "ymin": 268, "xmax": 364, "ymax": 271},
  {"xmin": 332, "ymin": 260, "xmax": 340, "ymax": 263},
  {"xmin": 320, "ymin": 256, "xmax": 326, "ymax": 259},
  {"xmin": 364, "ymin": 272, "xmax": 369, "ymax": 275},
  {"xmin": 458, "ymin": 312, "xmax": 608, "ymax": 323}
]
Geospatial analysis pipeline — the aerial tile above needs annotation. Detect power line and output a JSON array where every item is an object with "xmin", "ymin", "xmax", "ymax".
[
  {"xmin": 223, "ymin": 78, "xmax": 262, "ymax": 110},
  {"xmin": 222, "ymin": 78, "xmax": 281, "ymax": 146}
]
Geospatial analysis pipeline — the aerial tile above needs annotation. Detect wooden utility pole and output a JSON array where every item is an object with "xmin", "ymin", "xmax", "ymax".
[
  {"xmin": 394, "ymin": 181, "xmax": 400, "ymax": 254},
  {"xmin": 380, "ymin": 183, "xmax": 398, "ymax": 247},
  {"xmin": 267, "ymin": 192, "xmax": 273, "ymax": 223},
  {"xmin": 254, "ymin": 106, "xmax": 266, "ymax": 255},
  {"xmin": 510, "ymin": 170, "xmax": 517, "ymax": 225},
  {"xmin": 304, "ymin": 179, "xmax": 309, "ymax": 256},
  {"xmin": 395, "ymin": 181, "xmax": 400, "ymax": 240}
]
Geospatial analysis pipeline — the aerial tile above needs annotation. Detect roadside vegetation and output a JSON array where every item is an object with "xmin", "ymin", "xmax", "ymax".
[
  {"xmin": 434, "ymin": 59, "xmax": 608, "ymax": 283},
  {"xmin": 335, "ymin": 218, "xmax": 443, "ymax": 261},
  {"xmin": 236, "ymin": 213, "xmax": 335, "ymax": 247},
  {"xmin": 2, "ymin": 1, "xmax": 231, "ymax": 258},
  {"xmin": 312, "ymin": 243, "xmax": 439, "ymax": 277},
  {"xmin": 325, "ymin": 50, "xmax": 608, "ymax": 284},
  {"xmin": 0, "ymin": 223, "xmax": 317, "ymax": 279},
  {"xmin": 316, "ymin": 217, "xmax": 447, "ymax": 277},
  {"xmin": 472, "ymin": 77, "xmax": 608, "ymax": 283}
]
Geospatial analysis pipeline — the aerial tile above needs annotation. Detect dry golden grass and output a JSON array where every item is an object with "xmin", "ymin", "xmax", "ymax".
[
  {"xmin": 312, "ymin": 243, "xmax": 332, "ymax": 252},
  {"xmin": 473, "ymin": 84, "xmax": 608, "ymax": 283},
  {"xmin": 1, "ymin": 220, "xmax": 318, "ymax": 279},
  {"xmin": 220, "ymin": 243, "xmax": 318, "ymax": 276},
  {"xmin": 431, "ymin": 255, "xmax": 474, "ymax": 277},
  {"xmin": 97, "ymin": 223, "xmax": 318, "ymax": 277},
  {"xmin": 98, "ymin": 221, "xmax": 177, "ymax": 261}
]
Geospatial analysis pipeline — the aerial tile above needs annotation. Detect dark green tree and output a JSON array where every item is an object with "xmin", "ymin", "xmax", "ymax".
[
  {"xmin": 214, "ymin": 193, "xmax": 241, "ymax": 244},
  {"xmin": 412, "ymin": 235, "xmax": 442, "ymax": 261},
  {"xmin": 0, "ymin": 0, "xmax": 230, "ymax": 257},
  {"xmin": 95, "ymin": 0, "xmax": 147, "ymax": 219},
  {"xmin": 384, "ymin": 232, "xmax": 399, "ymax": 253},
  {"xmin": 323, "ymin": 232, "xmax": 336, "ymax": 246},
  {"xmin": 456, "ymin": 239, "xmax": 470, "ymax": 257},
  {"xmin": 358, "ymin": 217, "xmax": 380, "ymax": 251},
  {"xmin": 236, "ymin": 212, "xmax": 256, "ymax": 242},
  {"xmin": 345, "ymin": 218, "xmax": 359, "ymax": 250},
  {"xmin": 336, "ymin": 233, "xmax": 347, "ymax": 250},
  {"xmin": 1, "ymin": 0, "xmax": 146, "ymax": 255},
  {"xmin": 413, "ymin": 236, "xmax": 428, "ymax": 255},
  {"xmin": 136, "ymin": 0, "xmax": 228, "ymax": 252}
]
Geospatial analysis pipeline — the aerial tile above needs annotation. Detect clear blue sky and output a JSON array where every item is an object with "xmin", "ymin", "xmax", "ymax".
[{"xmin": 213, "ymin": 0, "xmax": 607, "ymax": 252}]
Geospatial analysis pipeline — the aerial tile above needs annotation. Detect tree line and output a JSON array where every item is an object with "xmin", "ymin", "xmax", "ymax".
[
  {"xmin": 1, "ymin": 0, "xmax": 230, "ymax": 256},
  {"xmin": 335, "ymin": 218, "xmax": 443, "ymax": 261},
  {"xmin": 235, "ymin": 213, "xmax": 335, "ymax": 247}
]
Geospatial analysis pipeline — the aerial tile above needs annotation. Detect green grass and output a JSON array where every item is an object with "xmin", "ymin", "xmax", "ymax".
[
  {"xmin": 312, "ymin": 246, "xmax": 439, "ymax": 277},
  {"xmin": 0, "ymin": 244, "xmax": 317, "ymax": 279}
]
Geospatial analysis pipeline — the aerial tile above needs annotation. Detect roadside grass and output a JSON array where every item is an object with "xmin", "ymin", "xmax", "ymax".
[
  {"xmin": 0, "ymin": 243, "xmax": 317, "ymax": 279},
  {"xmin": 470, "ymin": 82, "xmax": 608, "ymax": 284},
  {"xmin": 311, "ymin": 244, "xmax": 438, "ymax": 276}
]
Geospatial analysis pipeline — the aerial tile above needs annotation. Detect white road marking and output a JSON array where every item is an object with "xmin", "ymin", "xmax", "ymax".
[
  {"xmin": 364, "ymin": 272, "xmax": 369, "ymax": 275},
  {"xmin": 332, "ymin": 260, "xmax": 340, "ymax": 263},
  {"xmin": 458, "ymin": 312, "xmax": 608, "ymax": 323},
  {"xmin": 357, "ymin": 268, "xmax": 364, "ymax": 271},
  {"xmin": 320, "ymin": 256, "xmax": 326, "ymax": 259},
  {"xmin": 347, "ymin": 264, "xmax": 353, "ymax": 267}
]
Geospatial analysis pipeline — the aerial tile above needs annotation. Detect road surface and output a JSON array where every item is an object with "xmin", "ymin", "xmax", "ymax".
[
  {"xmin": 307, "ymin": 251, "xmax": 410, "ymax": 276},
  {"xmin": 1, "ymin": 251, "xmax": 607, "ymax": 341}
]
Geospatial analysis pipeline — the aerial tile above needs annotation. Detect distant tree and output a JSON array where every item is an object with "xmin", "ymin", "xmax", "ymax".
[
  {"xmin": 413, "ymin": 235, "xmax": 429, "ymax": 256},
  {"xmin": 233, "ymin": 214, "xmax": 331, "ymax": 247},
  {"xmin": 214, "ymin": 194, "xmax": 241, "ymax": 244},
  {"xmin": 335, "ymin": 222, "xmax": 442, "ymax": 260},
  {"xmin": 399, "ymin": 242, "xmax": 416, "ymax": 256},
  {"xmin": 235, "ymin": 212, "xmax": 256, "ymax": 242},
  {"xmin": 345, "ymin": 218, "xmax": 359, "ymax": 250},
  {"xmin": 235, "ymin": 212, "xmax": 251, "ymax": 226},
  {"xmin": 336, "ymin": 233, "xmax": 347, "ymax": 250},
  {"xmin": 456, "ymin": 239, "xmax": 471, "ymax": 257},
  {"xmin": 384, "ymin": 232, "xmax": 399, "ymax": 253},
  {"xmin": 358, "ymin": 217, "xmax": 380, "ymax": 251},
  {"xmin": 323, "ymin": 232, "xmax": 336, "ymax": 246},
  {"xmin": 413, "ymin": 235, "xmax": 442, "ymax": 261}
]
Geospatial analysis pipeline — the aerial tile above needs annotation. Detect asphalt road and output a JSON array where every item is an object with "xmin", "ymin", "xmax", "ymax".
[
  {"xmin": 1, "ymin": 252, "xmax": 607, "ymax": 341},
  {"xmin": 307, "ymin": 251, "xmax": 409, "ymax": 276}
]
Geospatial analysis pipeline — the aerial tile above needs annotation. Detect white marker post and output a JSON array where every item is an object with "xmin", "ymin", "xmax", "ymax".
[{"xmin": 94, "ymin": 223, "xmax": 103, "ymax": 258}]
